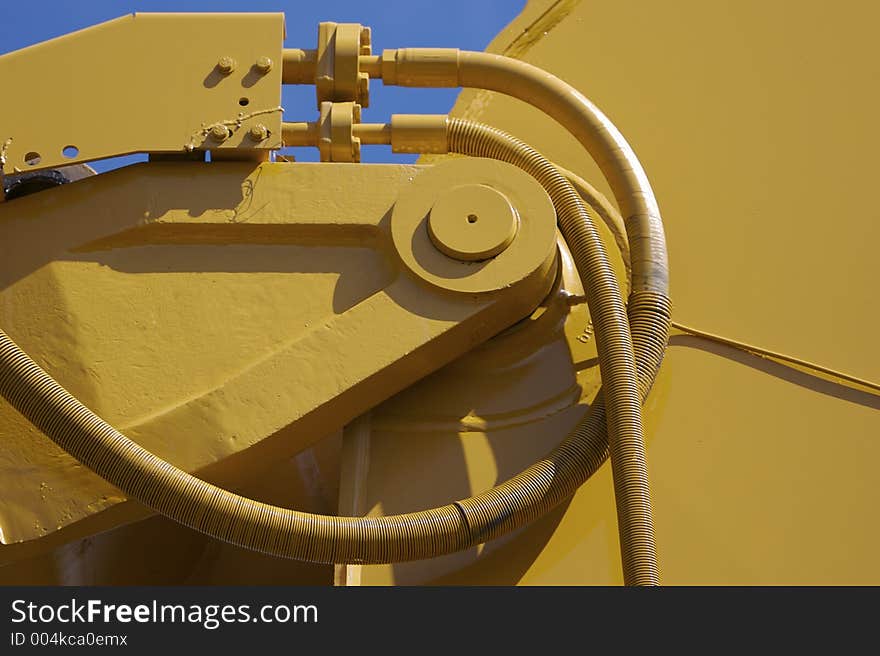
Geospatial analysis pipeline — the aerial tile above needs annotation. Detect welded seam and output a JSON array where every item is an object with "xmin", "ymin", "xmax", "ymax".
[
  {"xmin": 184, "ymin": 106, "xmax": 285, "ymax": 152},
  {"xmin": 502, "ymin": 0, "xmax": 582, "ymax": 59},
  {"xmin": 455, "ymin": 0, "xmax": 580, "ymax": 125}
]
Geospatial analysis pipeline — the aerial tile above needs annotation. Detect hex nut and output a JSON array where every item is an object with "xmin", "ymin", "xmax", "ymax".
[
  {"xmin": 217, "ymin": 56, "xmax": 236, "ymax": 75},
  {"xmin": 255, "ymin": 56, "xmax": 273, "ymax": 74}
]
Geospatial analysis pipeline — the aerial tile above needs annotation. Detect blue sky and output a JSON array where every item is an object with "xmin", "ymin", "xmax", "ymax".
[{"xmin": 0, "ymin": 1, "xmax": 523, "ymax": 168}]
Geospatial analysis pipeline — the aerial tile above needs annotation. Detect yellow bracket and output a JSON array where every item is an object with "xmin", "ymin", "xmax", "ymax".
[{"xmin": 0, "ymin": 13, "xmax": 285, "ymax": 175}]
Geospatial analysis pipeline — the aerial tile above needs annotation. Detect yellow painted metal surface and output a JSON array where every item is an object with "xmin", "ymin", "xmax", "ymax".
[
  {"xmin": 0, "ymin": 14, "xmax": 285, "ymax": 175},
  {"xmin": 1, "ymin": 3, "xmax": 878, "ymax": 585},
  {"xmin": 341, "ymin": 234, "xmax": 626, "ymax": 585},
  {"xmin": 0, "ymin": 433, "xmax": 341, "ymax": 584},
  {"xmin": 0, "ymin": 158, "xmax": 556, "ymax": 552},
  {"xmin": 352, "ymin": 0, "xmax": 880, "ymax": 584},
  {"xmin": 427, "ymin": 184, "xmax": 519, "ymax": 261}
]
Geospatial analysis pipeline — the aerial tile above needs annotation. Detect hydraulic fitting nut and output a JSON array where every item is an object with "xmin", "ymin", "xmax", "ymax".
[
  {"xmin": 381, "ymin": 49, "xmax": 460, "ymax": 87},
  {"xmin": 357, "ymin": 75, "xmax": 370, "ymax": 107}
]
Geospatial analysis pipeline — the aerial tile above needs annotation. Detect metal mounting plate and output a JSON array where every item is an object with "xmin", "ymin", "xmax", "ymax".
[{"xmin": 0, "ymin": 13, "xmax": 285, "ymax": 175}]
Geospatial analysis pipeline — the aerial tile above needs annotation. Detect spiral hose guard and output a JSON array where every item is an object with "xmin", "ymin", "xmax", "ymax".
[{"xmin": 0, "ymin": 119, "xmax": 670, "ymax": 584}]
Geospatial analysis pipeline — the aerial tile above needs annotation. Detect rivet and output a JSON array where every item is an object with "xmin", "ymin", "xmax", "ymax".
[
  {"xmin": 255, "ymin": 56, "xmax": 274, "ymax": 74},
  {"xmin": 217, "ymin": 56, "xmax": 236, "ymax": 75}
]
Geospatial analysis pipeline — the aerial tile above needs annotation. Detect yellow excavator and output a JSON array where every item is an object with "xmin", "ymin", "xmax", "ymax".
[{"xmin": 0, "ymin": 2, "xmax": 878, "ymax": 586}]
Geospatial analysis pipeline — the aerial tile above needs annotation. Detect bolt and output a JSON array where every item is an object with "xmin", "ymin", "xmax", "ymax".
[
  {"xmin": 357, "ymin": 75, "xmax": 370, "ymax": 105},
  {"xmin": 255, "ymin": 56, "xmax": 273, "ymax": 74},
  {"xmin": 249, "ymin": 124, "xmax": 269, "ymax": 141},
  {"xmin": 359, "ymin": 27, "xmax": 372, "ymax": 56},
  {"xmin": 217, "ymin": 56, "xmax": 236, "ymax": 75},
  {"xmin": 210, "ymin": 125, "xmax": 231, "ymax": 141}
]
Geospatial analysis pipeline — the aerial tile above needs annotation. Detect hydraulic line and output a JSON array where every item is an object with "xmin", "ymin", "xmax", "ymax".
[
  {"xmin": 0, "ymin": 126, "xmax": 646, "ymax": 570},
  {"xmin": 2, "ymin": 52, "xmax": 672, "ymax": 584},
  {"xmin": 377, "ymin": 49, "xmax": 674, "ymax": 583},
  {"xmin": 375, "ymin": 49, "xmax": 668, "ymax": 291},
  {"xmin": 290, "ymin": 116, "xmax": 669, "ymax": 583},
  {"xmin": 444, "ymin": 119, "xmax": 657, "ymax": 585}
]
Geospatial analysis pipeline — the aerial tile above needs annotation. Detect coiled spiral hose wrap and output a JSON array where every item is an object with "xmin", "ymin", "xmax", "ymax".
[
  {"xmin": 0, "ymin": 120, "xmax": 669, "ymax": 584},
  {"xmin": 447, "ymin": 119, "xmax": 665, "ymax": 584}
]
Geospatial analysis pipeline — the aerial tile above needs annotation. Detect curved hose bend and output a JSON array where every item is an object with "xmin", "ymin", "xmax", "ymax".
[
  {"xmin": 0, "ymin": 123, "xmax": 664, "ymax": 583},
  {"xmin": 383, "ymin": 49, "xmax": 668, "ymax": 298},
  {"xmin": 447, "ymin": 119, "xmax": 660, "ymax": 584},
  {"xmin": 0, "ymin": 93, "xmax": 670, "ymax": 584}
]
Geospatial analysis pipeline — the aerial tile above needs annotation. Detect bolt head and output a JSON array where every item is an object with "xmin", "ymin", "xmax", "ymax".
[
  {"xmin": 359, "ymin": 27, "xmax": 372, "ymax": 56},
  {"xmin": 249, "ymin": 124, "xmax": 269, "ymax": 141},
  {"xmin": 217, "ymin": 56, "xmax": 236, "ymax": 75},
  {"xmin": 255, "ymin": 56, "xmax": 273, "ymax": 74},
  {"xmin": 210, "ymin": 125, "xmax": 231, "ymax": 141},
  {"xmin": 357, "ymin": 74, "xmax": 370, "ymax": 106}
]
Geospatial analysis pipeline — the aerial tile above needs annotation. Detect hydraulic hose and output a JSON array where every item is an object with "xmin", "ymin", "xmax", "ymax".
[
  {"xmin": 378, "ymin": 49, "xmax": 668, "ymax": 294},
  {"xmin": 0, "ymin": 121, "xmax": 664, "ymax": 583},
  {"xmin": 449, "ymin": 56, "xmax": 674, "ymax": 578},
  {"xmin": 445, "ymin": 119, "xmax": 658, "ymax": 584},
  {"xmin": 0, "ymin": 128, "xmax": 641, "ymax": 559},
  {"xmin": 1, "ymin": 52, "xmax": 672, "ymax": 583}
]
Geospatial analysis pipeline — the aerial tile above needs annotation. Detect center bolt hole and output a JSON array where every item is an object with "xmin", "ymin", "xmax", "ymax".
[{"xmin": 467, "ymin": 214, "xmax": 478, "ymax": 224}]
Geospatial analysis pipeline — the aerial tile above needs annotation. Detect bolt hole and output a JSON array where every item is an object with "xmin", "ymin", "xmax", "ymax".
[
  {"xmin": 467, "ymin": 214, "xmax": 478, "ymax": 224},
  {"xmin": 24, "ymin": 151, "xmax": 41, "ymax": 166},
  {"xmin": 239, "ymin": 97, "xmax": 250, "ymax": 106},
  {"xmin": 62, "ymin": 145, "xmax": 79, "ymax": 159}
]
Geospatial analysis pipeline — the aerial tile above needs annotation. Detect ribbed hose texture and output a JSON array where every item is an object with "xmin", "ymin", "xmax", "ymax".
[
  {"xmin": 449, "ymin": 119, "xmax": 667, "ymax": 585},
  {"xmin": 0, "ymin": 123, "xmax": 669, "ymax": 583}
]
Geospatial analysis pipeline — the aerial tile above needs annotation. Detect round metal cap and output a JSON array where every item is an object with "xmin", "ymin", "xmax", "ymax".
[{"xmin": 427, "ymin": 184, "xmax": 518, "ymax": 261}]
